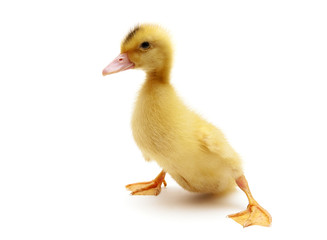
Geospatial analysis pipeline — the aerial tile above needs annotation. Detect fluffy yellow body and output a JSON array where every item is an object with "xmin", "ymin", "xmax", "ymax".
[{"xmin": 132, "ymin": 78, "xmax": 243, "ymax": 194}]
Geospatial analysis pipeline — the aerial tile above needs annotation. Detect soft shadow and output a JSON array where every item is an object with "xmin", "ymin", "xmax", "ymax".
[{"xmin": 129, "ymin": 186, "xmax": 243, "ymax": 211}]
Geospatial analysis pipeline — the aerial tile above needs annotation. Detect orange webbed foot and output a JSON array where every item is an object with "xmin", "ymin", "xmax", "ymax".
[
  {"xmin": 228, "ymin": 175, "xmax": 272, "ymax": 227},
  {"xmin": 125, "ymin": 170, "xmax": 167, "ymax": 196},
  {"xmin": 228, "ymin": 202, "xmax": 272, "ymax": 227}
]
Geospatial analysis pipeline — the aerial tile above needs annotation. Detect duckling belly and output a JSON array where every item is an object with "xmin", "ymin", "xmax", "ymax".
[
  {"xmin": 169, "ymin": 168, "xmax": 236, "ymax": 194},
  {"xmin": 154, "ymin": 151, "xmax": 238, "ymax": 194}
]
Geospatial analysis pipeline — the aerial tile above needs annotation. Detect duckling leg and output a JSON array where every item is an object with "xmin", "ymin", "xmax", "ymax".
[
  {"xmin": 125, "ymin": 170, "xmax": 167, "ymax": 196},
  {"xmin": 228, "ymin": 175, "xmax": 272, "ymax": 227}
]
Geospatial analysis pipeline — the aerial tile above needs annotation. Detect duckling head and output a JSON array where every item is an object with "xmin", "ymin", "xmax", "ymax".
[{"xmin": 103, "ymin": 24, "xmax": 173, "ymax": 81}]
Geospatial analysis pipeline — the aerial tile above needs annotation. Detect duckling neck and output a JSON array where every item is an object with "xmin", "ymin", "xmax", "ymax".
[{"xmin": 146, "ymin": 67, "xmax": 171, "ymax": 83}]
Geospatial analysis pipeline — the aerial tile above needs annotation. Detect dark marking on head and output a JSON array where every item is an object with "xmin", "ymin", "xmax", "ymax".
[{"xmin": 123, "ymin": 26, "xmax": 141, "ymax": 44}]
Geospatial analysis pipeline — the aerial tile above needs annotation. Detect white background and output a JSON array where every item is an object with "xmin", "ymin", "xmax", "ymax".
[{"xmin": 1, "ymin": 0, "xmax": 327, "ymax": 239}]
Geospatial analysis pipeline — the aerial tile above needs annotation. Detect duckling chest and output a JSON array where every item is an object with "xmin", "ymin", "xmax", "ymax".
[
  {"xmin": 131, "ymin": 99, "xmax": 176, "ymax": 156},
  {"xmin": 131, "ymin": 82, "xmax": 193, "ymax": 159}
]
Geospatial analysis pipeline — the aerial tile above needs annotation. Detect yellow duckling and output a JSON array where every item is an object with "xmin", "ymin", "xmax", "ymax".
[{"xmin": 102, "ymin": 24, "xmax": 272, "ymax": 227}]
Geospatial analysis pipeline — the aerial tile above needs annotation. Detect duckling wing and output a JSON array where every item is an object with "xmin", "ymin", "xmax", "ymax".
[
  {"xmin": 196, "ymin": 122, "xmax": 243, "ymax": 173},
  {"xmin": 197, "ymin": 124, "xmax": 231, "ymax": 156}
]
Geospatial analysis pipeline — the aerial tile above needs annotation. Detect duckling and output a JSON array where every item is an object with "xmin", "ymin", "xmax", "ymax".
[{"xmin": 102, "ymin": 24, "xmax": 272, "ymax": 227}]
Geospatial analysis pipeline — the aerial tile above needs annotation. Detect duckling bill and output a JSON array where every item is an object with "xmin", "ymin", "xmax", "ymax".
[{"xmin": 102, "ymin": 24, "xmax": 272, "ymax": 227}]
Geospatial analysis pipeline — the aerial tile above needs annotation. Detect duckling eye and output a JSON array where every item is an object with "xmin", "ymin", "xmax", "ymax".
[{"xmin": 140, "ymin": 41, "xmax": 150, "ymax": 50}]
